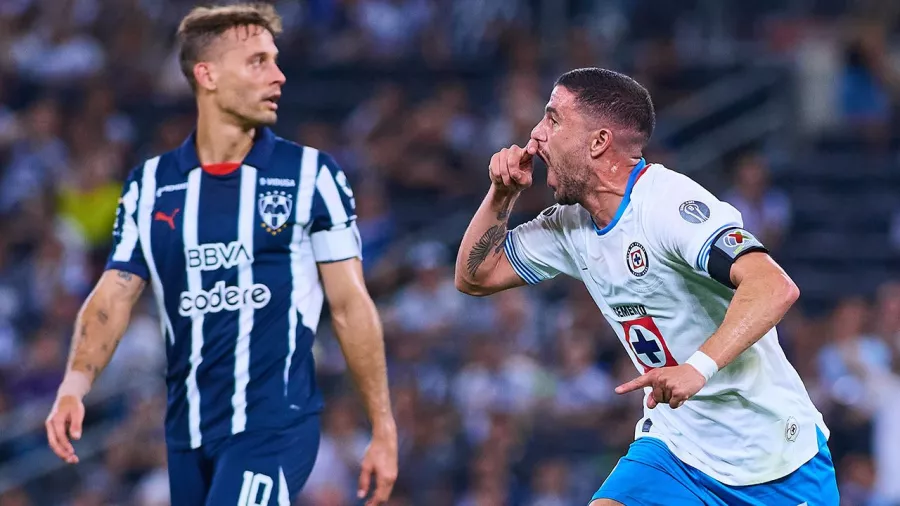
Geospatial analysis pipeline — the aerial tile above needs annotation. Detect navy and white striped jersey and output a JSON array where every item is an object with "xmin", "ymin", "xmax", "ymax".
[{"xmin": 106, "ymin": 127, "xmax": 360, "ymax": 450}]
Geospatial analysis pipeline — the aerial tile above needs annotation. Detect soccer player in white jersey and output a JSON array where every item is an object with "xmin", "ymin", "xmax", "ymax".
[
  {"xmin": 455, "ymin": 68, "xmax": 839, "ymax": 506},
  {"xmin": 45, "ymin": 4, "xmax": 397, "ymax": 506}
]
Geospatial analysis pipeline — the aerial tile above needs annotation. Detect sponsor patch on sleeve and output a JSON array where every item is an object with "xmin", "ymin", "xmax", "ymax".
[{"xmin": 712, "ymin": 228, "xmax": 765, "ymax": 260}]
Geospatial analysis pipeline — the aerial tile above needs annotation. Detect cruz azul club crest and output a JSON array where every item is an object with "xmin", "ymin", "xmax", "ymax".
[{"xmin": 258, "ymin": 190, "xmax": 293, "ymax": 235}]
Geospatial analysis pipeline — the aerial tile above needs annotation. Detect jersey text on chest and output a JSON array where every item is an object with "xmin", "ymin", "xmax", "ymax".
[{"xmin": 612, "ymin": 303, "xmax": 648, "ymax": 319}]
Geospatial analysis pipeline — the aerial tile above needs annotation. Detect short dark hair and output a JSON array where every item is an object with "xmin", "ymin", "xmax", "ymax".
[
  {"xmin": 177, "ymin": 3, "xmax": 283, "ymax": 91},
  {"xmin": 555, "ymin": 68, "xmax": 656, "ymax": 147}
]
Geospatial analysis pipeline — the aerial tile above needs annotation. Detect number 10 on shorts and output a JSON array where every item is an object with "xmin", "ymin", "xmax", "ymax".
[{"xmin": 238, "ymin": 471, "xmax": 273, "ymax": 506}]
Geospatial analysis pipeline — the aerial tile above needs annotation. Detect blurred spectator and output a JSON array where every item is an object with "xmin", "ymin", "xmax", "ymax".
[
  {"xmin": 0, "ymin": 488, "xmax": 31, "ymax": 506},
  {"xmin": 386, "ymin": 241, "xmax": 473, "ymax": 340},
  {"xmin": 837, "ymin": 23, "xmax": 898, "ymax": 145},
  {"xmin": 817, "ymin": 297, "xmax": 892, "ymax": 405},
  {"xmin": 56, "ymin": 147, "xmax": 122, "ymax": 250},
  {"xmin": 723, "ymin": 153, "xmax": 792, "ymax": 252},
  {"xmin": 0, "ymin": 97, "xmax": 68, "ymax": 214},
  {"xmin": 8, "ymin": 5, "xmax": 105, "ymax": 85},
  {"xmin": 526, "ymin": 459, "xmax": 570, "ymax": 506}
]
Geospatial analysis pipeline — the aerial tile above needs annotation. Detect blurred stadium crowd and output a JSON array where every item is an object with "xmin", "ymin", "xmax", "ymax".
[{"xmin": 0, "ymin": 0, "xmax": 899, "ymax": 505}]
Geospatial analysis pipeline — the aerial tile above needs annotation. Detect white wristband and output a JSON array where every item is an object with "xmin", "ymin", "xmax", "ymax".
[
  {"xmin": 58, "ymin": 371, "xmax": 92, "ymax": 399},
  {"xmin": 686, "ymin": 351, "xmax": 719, "ymax": 382}
]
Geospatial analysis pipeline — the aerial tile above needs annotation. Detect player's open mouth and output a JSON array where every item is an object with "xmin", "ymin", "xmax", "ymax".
[{"xmin": 263, "ymin": 95, "xmax": 280, "ymax": 110}]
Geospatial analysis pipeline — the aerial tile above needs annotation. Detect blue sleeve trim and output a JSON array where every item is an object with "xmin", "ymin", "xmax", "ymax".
[
  {"xmin": 504, "ymin": 232, "xmax": 542, "ymax": 285},
  {"xmin": 696, "ymin": 224, "xmax": 737, "ymax": 272}
]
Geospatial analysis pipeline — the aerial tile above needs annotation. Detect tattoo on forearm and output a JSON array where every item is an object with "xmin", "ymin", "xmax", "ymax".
[
  {"xmin": 466, "ymin": 208, "xmax": 512, "ymax": 277},
  {"xmin": 114, "ymin": 270, "xmax": 146, "ymax": 299}
]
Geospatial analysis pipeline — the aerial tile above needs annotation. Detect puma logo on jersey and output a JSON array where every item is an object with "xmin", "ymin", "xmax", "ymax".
[{"xmin": 154, "ymin": 208, "xmax": 180, "ymax": 230}]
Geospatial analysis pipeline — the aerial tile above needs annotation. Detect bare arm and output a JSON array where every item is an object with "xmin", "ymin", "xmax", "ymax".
[
  {"xmin": 319, "ymin": 258, "xmax": 397, "ymax": 504},
  {"xmin": 62, "ymin": 269, "xmax": 146, "ymax": 394},
  {"xmin": 47, "ymin": 269, "xmax": 145, "ymax": 463},
  {"xmin": 455, "ymin": 144, "xmax": 535, "ymax": 296},
  {"xmin": 320, "ymin": 258, "xmax": 393, "ymax": 430},
  {"xmin": 698, "ymin": 252, "xmax": 800, "ymax": 369},
  {"xmin": 454, "ymin": 186, "xmax": 526, "ymax": 296}
]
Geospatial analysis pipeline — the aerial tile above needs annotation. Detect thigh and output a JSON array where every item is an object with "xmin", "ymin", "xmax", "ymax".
[
  {"xmin": 592, "ymin": 438, "xmax": 718, "ymax": 506},
  {"xmin": 168, "ymin": 446, "xmax": 214, "ymax": 506},
  {"xmin": 206, "ymin": 415, "xmax": 321, "ymax": 506}
]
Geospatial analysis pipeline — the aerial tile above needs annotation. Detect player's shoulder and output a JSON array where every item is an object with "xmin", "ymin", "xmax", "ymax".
[
  {"xmin": 634, "ymin": 163, "xmax": 722, "ymax": 216},
  {"xmin": 533, "ymin": 203, "xmax": 589, "ymax": 232},
  {"xmin": 634, "ymin": 163, "xmax": 716, "ymax": 203},
  {"xmin": 270, "ymin": 135, "xmax": 342, "ymax": 170}
]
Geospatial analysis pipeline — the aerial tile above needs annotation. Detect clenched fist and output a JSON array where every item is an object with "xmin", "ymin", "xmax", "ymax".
[{"xmin": 489, "ymin": 141, "xmax": 537, "ymax": 194}]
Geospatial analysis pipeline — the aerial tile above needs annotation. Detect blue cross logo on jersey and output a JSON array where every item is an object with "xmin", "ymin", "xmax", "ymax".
[
  {"xmin": 621, "ymin": 316, "xmax": 677, "ymax": 372},
  {"xmin": 631, "ymin": 328, "xmax": 662, "ymax": 364}
]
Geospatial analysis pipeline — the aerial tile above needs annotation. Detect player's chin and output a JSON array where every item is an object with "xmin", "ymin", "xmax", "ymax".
[{"xmin": 255, "ymin": 111, "xmax": 278, "ymax": 126}]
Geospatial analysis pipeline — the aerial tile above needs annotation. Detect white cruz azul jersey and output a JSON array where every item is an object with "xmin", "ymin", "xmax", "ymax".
[{"xmin": 504, "ymin": 159, "xmax": 828, "ymax": 486}]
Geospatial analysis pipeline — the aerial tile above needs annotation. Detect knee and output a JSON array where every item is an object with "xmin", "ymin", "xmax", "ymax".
[{"xmin": 590, "ymin": 500, "xmax": 625, "ymax": 506}]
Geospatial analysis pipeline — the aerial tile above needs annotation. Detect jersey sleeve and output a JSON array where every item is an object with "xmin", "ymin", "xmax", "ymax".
[
  {"xmin": 503, "ymin": 205, "xmax": 575, "ymax": 284},
  {"xmin": 309, "ymin": 152, "xmax": 362, "ymax": 263},
  {"xmin": 105, "ymin": 165, "xmax": 150, "ymax": 280},
  {"xmin": 642, "ymin": 172, "xmax": 751, "ymax": 275}
]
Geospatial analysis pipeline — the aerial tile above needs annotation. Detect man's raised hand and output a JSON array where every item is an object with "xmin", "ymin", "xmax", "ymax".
[{"xmin": 489, "ymin": 142, "xmax": 537, "ymax": 194}]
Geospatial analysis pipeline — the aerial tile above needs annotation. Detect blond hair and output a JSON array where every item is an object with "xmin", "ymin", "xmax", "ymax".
[{"xmin": 177, "ymin": 3, "xmax": 283, "ymax": 91}]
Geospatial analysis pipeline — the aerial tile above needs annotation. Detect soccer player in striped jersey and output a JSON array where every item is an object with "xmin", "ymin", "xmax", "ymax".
[{"xmin": 46, "ymin": 4, "xmax": 397, "ymax": 506}]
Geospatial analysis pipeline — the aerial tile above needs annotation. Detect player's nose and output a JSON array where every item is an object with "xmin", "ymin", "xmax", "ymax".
[
  {"xmin": 271, "ymin": 64, "xmax": 286, "ymax": 85},
  {"xmin": 530, "ymin": 121, "xmax": 546, "ymax": 142}
]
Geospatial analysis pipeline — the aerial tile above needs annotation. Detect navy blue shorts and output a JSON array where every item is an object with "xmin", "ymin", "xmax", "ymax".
[
  {"xmin": 167, "ymin": 415, "xmax": 320, "ymax": 506},
  {"xmin": 592, "ymin": 427, "xmax": 839, "ymax": 506}
]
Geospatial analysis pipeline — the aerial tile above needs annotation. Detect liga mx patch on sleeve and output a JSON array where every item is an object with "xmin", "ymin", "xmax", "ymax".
[{"xmin": 713, "ymin": 228, "xmax": 766, "ymax": 261}]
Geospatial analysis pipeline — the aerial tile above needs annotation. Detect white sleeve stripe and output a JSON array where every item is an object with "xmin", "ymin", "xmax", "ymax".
[
  {"xmin": 504, "ymin": 232, "xmax": 541, "ymax": 284},
  {"xmin": 315, "ymin": 165, "xmax": 349, "ymax": 227},
  {"xmin": 295, "ymin": 147, "xmax": 319, "ymax": 226},
  {"xmin": 311, "ymin": 223, "xmax": 361, "ymax": 262},
  {"xmin": 696, "ymin": 223, "xmax": 737, "ymax": 271},
  {"xmin": 111, "ymin": 181, "xmax": 140, "ymax": 261}
]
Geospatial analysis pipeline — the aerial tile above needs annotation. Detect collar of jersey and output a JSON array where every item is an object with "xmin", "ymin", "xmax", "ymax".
[
  {"xmin": 173, "ymin": 126, "xmax": 276, "ymax": 174},
  {"xmin": 591, "ymin": 158, "xmax": 648, "ymax": 236}
]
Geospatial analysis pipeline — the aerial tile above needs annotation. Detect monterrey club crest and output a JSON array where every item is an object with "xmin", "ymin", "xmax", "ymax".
[
  {"xmin": 258, "ymin": 190, "xmax": 293, "ymax": 235},
  {"xmin": 621, "ymin": 316, "xmax": 677, "ymax": 372},
  {"xmin": 626, "ymin": 242, "xmax": 649, "ymax": 277}
]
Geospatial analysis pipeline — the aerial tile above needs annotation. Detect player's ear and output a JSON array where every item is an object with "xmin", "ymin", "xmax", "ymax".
[
  {"xmin": 193, "ymin": 62, "xmax": 218, "ymax": 92},
  {"xmin": 589, "ymin": 128, "xmax": 612, "ymax": 159}
]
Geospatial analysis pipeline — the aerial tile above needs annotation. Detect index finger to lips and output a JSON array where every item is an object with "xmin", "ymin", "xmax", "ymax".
[{"xmin": 497, "ymin": 149, "xmax": 512, "ymax": 186}]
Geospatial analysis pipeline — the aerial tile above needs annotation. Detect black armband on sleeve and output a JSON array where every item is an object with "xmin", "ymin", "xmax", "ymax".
[{"xmin": 707, "ymin": 227, "xmax": 768, "ymax": 289}]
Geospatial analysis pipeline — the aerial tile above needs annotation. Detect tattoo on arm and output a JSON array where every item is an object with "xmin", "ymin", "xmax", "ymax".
[
  {"xmin": 114, "ymin": 270, "xmax": 146, "ymax": 301},
  {"xmin": 466, "ymin": 208, "xmax": 512, "ymax": 277}
]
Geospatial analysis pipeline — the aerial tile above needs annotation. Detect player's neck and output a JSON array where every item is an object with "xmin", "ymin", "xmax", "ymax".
[
  {"xmin": 195, "ymin": 108, "xmax": 256, "ymax": 165},
  {"xmin": 582, "ymin": 158, "xmax": 641, "ymax": 229}
]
